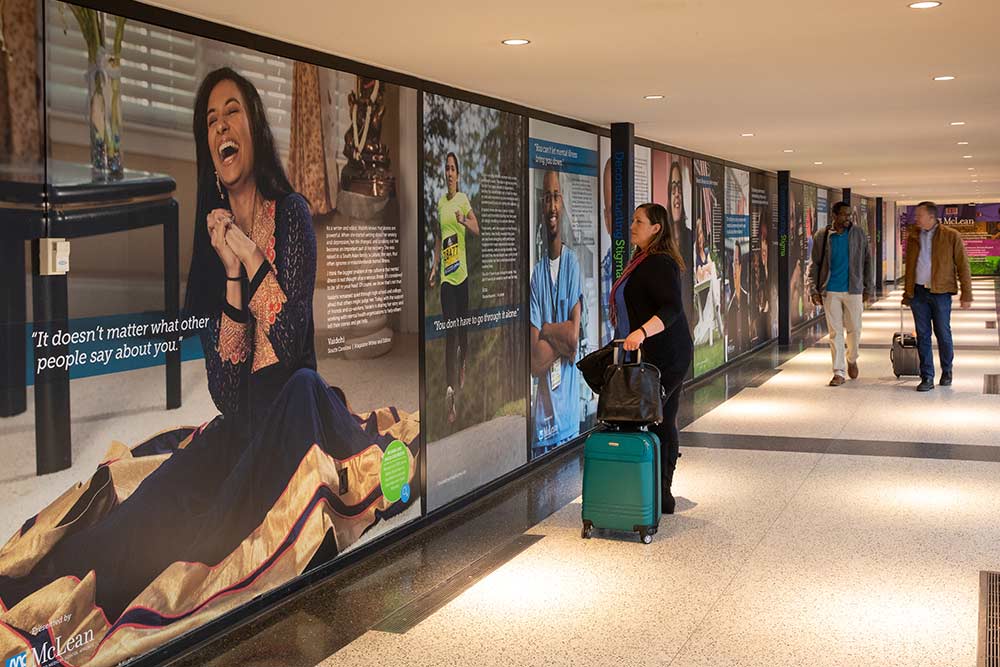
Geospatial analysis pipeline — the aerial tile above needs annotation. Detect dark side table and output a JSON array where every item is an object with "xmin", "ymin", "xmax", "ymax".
[{"xmin": 0, "ymin": 161, "xmax": 181, "ymax": 475}]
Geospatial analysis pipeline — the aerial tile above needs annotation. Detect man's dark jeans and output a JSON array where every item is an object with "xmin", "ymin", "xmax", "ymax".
[{"xmin": 910, "ymin": 284, "xmax": 954, "ymax": 380}]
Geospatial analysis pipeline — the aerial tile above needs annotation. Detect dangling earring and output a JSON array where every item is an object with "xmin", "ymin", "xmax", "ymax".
[{"xmin": 215, "ymin": 172, "xmax": 226, "ymax": 199}]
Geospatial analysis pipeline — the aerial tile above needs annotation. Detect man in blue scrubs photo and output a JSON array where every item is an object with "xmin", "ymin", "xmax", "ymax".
[{"xmin": 530, "ymin": 170, "xmax": 583, "ymax": 453}]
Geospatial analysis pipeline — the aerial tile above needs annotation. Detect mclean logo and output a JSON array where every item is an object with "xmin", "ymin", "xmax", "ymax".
[
  {"xmin": 942, "ymin": 217, "xmax": 975, "ymax": 227},
  {"xmin": 7, "ymin": 629, "xmax": 96, "ymax": 667}
]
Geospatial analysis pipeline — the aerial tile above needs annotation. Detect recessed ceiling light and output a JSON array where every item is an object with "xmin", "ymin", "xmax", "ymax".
[
  {"xmin": 968, "ymin": 167, "xmax": 975, "ymax": 170},
  {"xmin": 741, "ymin": 133, "xmax": 755, "ymax": 137},
  {"xmin": 973, "ymin": 180, "xmax": 979, "ymax": 183},
  {"xmin": 909, "ymin": 1, "xmax": 941, "ymax": 8},
  {"xmin": 950, "ymin": 121, "xmax": 966, "ymax": 126},
  {"xmin": 643, "ymin": 94, "xmax": 665, "ymax": 100},
  {"xmin": 861, "ymin": 178, "xmax": 868, "ymax": 181},
  {"xmin": 814, "ymin": 161, "xmax": 824, "ymax": 165},
  {"xmin": 783, "ymin": 149, "xmax": 794, "ymax": 153},
  {"xmin": 933, "ymin": 75, "xmax": 956, "ymax": 81},
  {"xmin": 843, "ymin": 172, "xmax": 851, "ymax": 176},
  {"xmin": 501, "ymin": 38, "xmax": 530, "ymax": 46},
  {"xmin": 963, "ymin": 155, "xmax": 973, "ymax": 159},
  {"xmin": 957, "ymin": 141, "xmax": 969, "ymax": 145}
]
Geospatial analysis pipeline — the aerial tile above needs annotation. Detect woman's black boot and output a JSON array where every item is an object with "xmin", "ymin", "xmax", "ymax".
[{"xmin": 661, "ymin": 464, "xmax": 676, "ymax": 515}]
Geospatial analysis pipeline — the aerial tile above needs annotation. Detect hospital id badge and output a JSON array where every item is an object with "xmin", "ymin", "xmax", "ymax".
[{"xmin": 549, "ymin": 359, "xmax": 562, "ymax": 391}]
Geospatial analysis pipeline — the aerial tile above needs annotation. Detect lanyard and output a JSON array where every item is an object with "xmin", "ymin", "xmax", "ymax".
[{"xmin": 548, "ymin": 243, "xmax": 563, "ymax": 322}]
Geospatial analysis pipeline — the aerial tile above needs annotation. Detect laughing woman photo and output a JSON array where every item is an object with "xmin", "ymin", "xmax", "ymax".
[{"xmin": 0, "ymin": 68, "xmax": 418, "ymax": 667}]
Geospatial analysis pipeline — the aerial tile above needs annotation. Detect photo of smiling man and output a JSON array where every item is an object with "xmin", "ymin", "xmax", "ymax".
[
  {"xmin": 529, "ymin": 121, "xmax": 599, "ymax": 457},
  {"xmin": 530, "ymin": 169, "xmax": 583, "ymax": 452}
]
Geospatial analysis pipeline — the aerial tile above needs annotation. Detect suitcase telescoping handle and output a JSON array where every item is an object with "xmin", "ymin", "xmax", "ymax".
[
  {"xmin": 612, "ymin": 338, "xmax": 642, "ymax": 366},
  {"xmin": 899, "ymin": 298, "xmax": 913, "ymax": 334}
]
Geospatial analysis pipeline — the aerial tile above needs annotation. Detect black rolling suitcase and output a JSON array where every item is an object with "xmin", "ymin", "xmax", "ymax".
[{"xmin": 892, "ymin": 304, "xmax": 920, "ymax": 378}]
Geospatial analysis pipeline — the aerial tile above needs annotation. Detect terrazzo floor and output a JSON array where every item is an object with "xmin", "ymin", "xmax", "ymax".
[
  {"xmin": 323, "ymin": 447, "xmax": 999, "ymax": 667},
  {"xmin": 314, "ymin": 280, "xmax": 1000, "ymax": 667},
  {"xmin": 683, "ymin": 281, "xmax": 1000, "ymax": 447}
]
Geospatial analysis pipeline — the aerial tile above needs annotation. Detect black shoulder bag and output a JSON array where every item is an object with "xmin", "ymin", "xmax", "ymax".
[{"xmin": 596, "ymin": 341, "xmax": 665, "ymax": 426}]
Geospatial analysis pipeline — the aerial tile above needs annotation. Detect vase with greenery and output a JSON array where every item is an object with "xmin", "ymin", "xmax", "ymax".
[{"xmin": 66, "ymin": 6, "xmax": 125, "ymax": 180}]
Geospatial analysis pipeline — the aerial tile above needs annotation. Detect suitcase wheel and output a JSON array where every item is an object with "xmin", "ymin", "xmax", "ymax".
[
  {"xmin": 638, "ymin": 526, "xmax": 655, "ymax": 544},
  {"xmin": 641, "ymin": 533, "xmax": 652, "ymax": 545},
  {"xmin": 581, "ymin": 521, "xmax": 593, "ymax": 540}
]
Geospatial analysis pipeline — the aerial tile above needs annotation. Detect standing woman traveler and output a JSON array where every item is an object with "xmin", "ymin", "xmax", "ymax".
[
  {"xmin": 429, "ymin": 152, "xmax": 480, "ymax": 424},
  {"xmin": 609, "ymin": 203, "xmax": 694, "ymax": 514}
]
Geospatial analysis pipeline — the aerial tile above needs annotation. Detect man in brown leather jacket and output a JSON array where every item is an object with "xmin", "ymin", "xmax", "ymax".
[{"xmin": 902, "ymin": 201, "xmax": 973, "ymax": 392}]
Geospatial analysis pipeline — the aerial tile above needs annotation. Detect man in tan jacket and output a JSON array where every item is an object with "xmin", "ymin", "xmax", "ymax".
[{"xmin": 902, "ymin": 201, "xmax": 973, "ymax": 392}]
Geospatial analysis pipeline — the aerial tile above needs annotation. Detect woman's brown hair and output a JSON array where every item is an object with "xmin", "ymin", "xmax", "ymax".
[{"xmin": 637, "ymin": 202, "xmax": 686, "ymax": 271}]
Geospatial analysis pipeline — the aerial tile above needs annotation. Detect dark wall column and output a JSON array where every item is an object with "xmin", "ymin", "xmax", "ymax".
[
  {"xmin": 778, "ymin": 171, "xmax": 791, "ymax": 344},
  {"xmin": 875, "ymin": 197, "xmax": 884, "ymax": 290},
  {"xmin": 609, "ymin": 123, "xmax": 635, "ymax": 281}
]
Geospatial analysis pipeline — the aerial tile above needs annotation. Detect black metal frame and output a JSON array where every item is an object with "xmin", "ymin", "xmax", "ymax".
[{"xmin": 416, "ymin": 92, "xmax": 428, "ymax": 519}]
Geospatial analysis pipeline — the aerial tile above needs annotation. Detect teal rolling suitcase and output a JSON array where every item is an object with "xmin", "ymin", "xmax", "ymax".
[{"xmin": 581, "ymin": 428, "xmax": 661, "ymax": 544}]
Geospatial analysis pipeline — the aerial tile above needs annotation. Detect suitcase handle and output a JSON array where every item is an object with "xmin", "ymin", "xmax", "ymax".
[{"xmin": 611, "ymin": 339, "xmax": 642, "ymax": 366}]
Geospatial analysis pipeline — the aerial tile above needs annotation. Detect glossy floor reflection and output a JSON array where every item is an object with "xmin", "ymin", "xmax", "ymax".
[
  {"xmin": 328, "ymin": 449, "xmax": 999, "ymax": 667},
  {"xmin": 166, "ymin": 279, "xmax": 1000, "ymax": 667}
]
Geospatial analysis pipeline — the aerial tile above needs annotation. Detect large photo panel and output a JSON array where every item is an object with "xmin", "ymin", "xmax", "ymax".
[
  {"xmin": 692, "ymin": 158, "xmax": 725, "ymax": 376},
  {"xmin": 422, "ymin": 92, "xmax": 527, "ymax": 509},
  {"xmin": 2, "ymin": 5, "xmax": 422, "ymax": 666},
  {"xmin": 788, "ymin": 180, "xmax": 806, "ymax": 327},
  {"xmin": 749, "ymin": 172, "xmax": 774, "ymax": 347},
  {"xmin": 527, "ymin": 120, "xmax": 599, "ymax": 457},
  {"xmin": 900, "ymin": 203, "xmax": 1000, "ymax": 276},
  {"xmin": 652, "ymin": 149, "xmax": 695, "ymax": 358},
  {"xmin": 768, "ymin": 174, "xmax": 780, "ymax": 339},
  {"xmin": 801, "ymin": 184, "xmax": 819, "ymax": 321},
  {"xmin": 724, "ymin": 167, "xmax": 751, "ymax": 359}
]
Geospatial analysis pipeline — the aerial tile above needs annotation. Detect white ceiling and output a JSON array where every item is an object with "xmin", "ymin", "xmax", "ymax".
[{"xmin": 147, "ymin": 0, "xmax": 1000, "ymax": 205}]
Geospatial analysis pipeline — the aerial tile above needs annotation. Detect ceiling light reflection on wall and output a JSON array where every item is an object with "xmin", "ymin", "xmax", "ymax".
[
  {"xmin": 742, "ymin": 133, "xmax": 755, "ymax": 137},
  {"xmin": 933, "ymin": 75, "xmax": 955, "ymax": 81},
  {"xmin": 643, "ymin": 94, "xmax": 664, "ymax": 100},
  {"xmin": 957, "ymin": 141, "xmax": 969, "ymax": 145},
  {"xmin": 950, "ymin": 121, "xmax": 966, "ymax": 126},
  {"xmin": 501, "ymin": 38, "xmax": 530, "ymax": 46},
  {"xmin": 963, "ymin": 155, "xmax": 973, "ymax": 159},
  {"xmin": 909, "ymin": 1, "xmax": 942, "ymax": 8},
  {"xmin": 814, "ymin": 161, "xmax": 824, "ymax": 165},
  {"xmin": 784, "ymin": 149, "xmax": 794, "ymax": 153}
]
